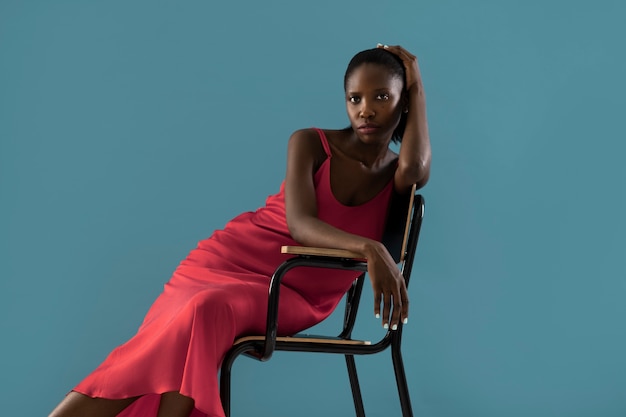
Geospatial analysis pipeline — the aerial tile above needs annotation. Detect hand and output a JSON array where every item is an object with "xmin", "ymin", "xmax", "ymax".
[
  {"xmin": 366, "ymin": 241, "xmax": 409, "ymax": 330},
  {"xmin": 377, "ymin": 43, "xmax": 422, "ymax": 91}
]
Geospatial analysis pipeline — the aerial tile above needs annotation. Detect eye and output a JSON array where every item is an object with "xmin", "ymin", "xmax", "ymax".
[
  {"xmin": 349, "ymin": 96, "xmax": 361, "ymax": 104},
  {"xmin": 376, "ymin": 93, "xmax": 390, "ymax": 100}
]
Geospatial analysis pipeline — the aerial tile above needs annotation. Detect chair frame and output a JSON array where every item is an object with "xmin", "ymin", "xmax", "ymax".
[{"xmin": 220, "ymin": 190, "xmax": 425, "ymax": 417}]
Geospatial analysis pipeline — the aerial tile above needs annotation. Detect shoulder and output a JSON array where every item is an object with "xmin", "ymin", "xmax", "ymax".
[
  {"xmin": 287, "ymin": 128, "xmax": 329, "ymax": 156},
  {"xmin": 288, "ymin": 128, "xmax": 322, "ymax": 143},
  {"xmin": 286, "ymin": 128, "xmax": 328, "ymax": 172}
]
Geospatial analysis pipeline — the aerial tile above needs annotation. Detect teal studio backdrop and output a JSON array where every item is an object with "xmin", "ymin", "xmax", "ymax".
[{"xmin": 1, "ymin": 0, "xmax": 625, "ymax": 416}]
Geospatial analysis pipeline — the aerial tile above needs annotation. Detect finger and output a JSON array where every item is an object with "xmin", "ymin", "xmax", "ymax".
[
  {"xmin": 388, "ymin": 45, "xmax": 416, "ymax": 59},
  {"xmin": 380, "ymin": 44, "xmax": 398, "ymax": 54},
  {"xmin": 374, "ymin": 291, "xmax": 382, "ymax": 319},
  {"xmin": 381, "ymin": 44, "xmax": 416, "ymax": 60},
  {"xmin": 382, "ymin": 292, "xmax": 392, "ymax": 329},
  {"xmin": 400, "ymin": 285, "xmax": 410, "ymax": 324},
  {"xmin": 390, "ymin": 291, "xmax": 402, "ymax": 330},
  {"xmin": 378, "ymin": 43, "xmax": 398, "ymax": 53}
]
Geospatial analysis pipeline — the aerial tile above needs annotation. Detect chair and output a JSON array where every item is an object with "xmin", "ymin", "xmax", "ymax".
[{"xmin": 219, "ymin": 185, "xmax": 425, "ymax": 417}]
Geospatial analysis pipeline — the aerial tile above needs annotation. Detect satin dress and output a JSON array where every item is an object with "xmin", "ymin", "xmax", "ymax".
[{"xmin": 74, "ymin": 128, "xmax": 394, "ymax": 417}]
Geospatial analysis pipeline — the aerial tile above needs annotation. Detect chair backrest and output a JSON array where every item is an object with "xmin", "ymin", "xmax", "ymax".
[
  {"xmin": 399, "ymin": 189, "xmax": 424, "ymax": 288},
  {"xmin": 381, "ymin": 184, "xmax": 420, "ymax": 264}
]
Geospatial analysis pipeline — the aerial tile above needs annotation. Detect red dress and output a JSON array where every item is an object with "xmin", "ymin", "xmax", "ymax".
[{"xmin": 74, "ymin": 128, "xmax": 394, "ymax": 417}]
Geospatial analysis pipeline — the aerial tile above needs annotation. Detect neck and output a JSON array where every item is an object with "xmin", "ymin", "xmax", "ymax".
[{"xmin": 348, "ymin": 133, "xmax": 391, "ymax": 168}]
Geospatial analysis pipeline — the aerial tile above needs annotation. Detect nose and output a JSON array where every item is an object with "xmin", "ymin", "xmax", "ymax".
[{"xmin": 359, "ymin": 100, "xmax": 375, "ymax": 119}]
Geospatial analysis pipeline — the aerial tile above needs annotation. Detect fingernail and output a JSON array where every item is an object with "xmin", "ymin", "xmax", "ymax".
[
  {"xmin": 384, "ymin": 45, "xmax": 389, "ymax": 49},
  {"xmin": 377, "ymin": 43, "xmax": 383, "ymax": 47},
  {"xmin": 375, "ymin": 313, "xmax": 380, "ymax": 319},
  {"xmin": 403, "ymin": 318, "xmax": 408, "ymax": 324},
  {"xmin": 383, "ymin": 323, "xmax": 389, "ymax": 329},
  {"xmin": 392, "ymin": 324, "xmax": 398, "ymax": 331}
]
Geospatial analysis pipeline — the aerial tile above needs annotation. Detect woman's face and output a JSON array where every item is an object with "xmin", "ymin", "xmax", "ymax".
[{"xmin": 345, "ymin": 63, "xmax": 405, "ymax": 144}]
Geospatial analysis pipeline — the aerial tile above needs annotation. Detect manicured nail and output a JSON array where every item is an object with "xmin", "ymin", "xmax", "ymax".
[
  {"xmin": 384, "ymin": 44, "xmax": 389, "ymax": 49},
  {"xmin": 392, "ymin": 324, "xmax": 398, "ymax": 331},
  {"xmin": 375, "ymin": 313, "xmax": 380, "ymax": 319},
  {"xmin": 377, "ymin": 43, "xmax": 383, "ymax": 47},
  {"xmin": 383, "ymin": 323, "xmax": 389, "ymax": 329},
  {"xmin": 403, "ymin": 318, "xmax": 408, "ymax": 324}
]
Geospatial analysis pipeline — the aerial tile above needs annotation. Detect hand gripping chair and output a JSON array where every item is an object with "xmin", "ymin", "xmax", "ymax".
[{"xmin": 220, "ymin": 185, "xmax": 425, "ymax": 417}]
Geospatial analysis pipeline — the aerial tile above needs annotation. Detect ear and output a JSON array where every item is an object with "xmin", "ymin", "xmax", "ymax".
[{"xmin": 401, "ymin": 91, "xmax": 409, "ymax": 113}]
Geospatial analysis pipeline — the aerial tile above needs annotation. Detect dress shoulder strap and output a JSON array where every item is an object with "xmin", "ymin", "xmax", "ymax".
[{"xmin": 313, "ymin": 128, "xmax": 332, "ymax": 158}]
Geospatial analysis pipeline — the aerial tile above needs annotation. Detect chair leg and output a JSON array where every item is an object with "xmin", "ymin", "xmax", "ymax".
[
  {"xmin": 220, "ymin": 351, "xmax": 237, "ymax": 417},
  {"xmin": 391, "ymin": 342, "xmax": 413, "ymax": 417},
  {"xmin": 345, "ymin": 355, "xmax": 366, "ymax": 417}
]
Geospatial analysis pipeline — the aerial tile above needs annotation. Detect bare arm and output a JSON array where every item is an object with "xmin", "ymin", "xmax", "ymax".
[
  {"xmin": 284, "ymin": 129, "xmax": 408, "ymax": 329},
  {"xmin": 381, "ymin": 44, "xmax": 432, "ymax": 193},
  {"xmin": 285, "ymin": 129, "xmax": 378, "ymax": 254}
]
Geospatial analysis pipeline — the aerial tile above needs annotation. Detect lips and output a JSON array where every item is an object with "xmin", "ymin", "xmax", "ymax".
[{"xmin": 357, "ymin": 123, "xmax": 381, "ymax": 133}]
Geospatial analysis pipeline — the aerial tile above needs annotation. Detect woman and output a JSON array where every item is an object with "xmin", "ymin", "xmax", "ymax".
[{"xmin": 49, "ymin": 43, "xmax": 431, "ymax": 417}]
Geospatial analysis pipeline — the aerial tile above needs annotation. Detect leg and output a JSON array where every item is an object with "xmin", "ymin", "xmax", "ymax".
[
  {"xmin": 157, "ymin": 392, "xmax": 195, "ymax": 417},
  {"xmin": 48, "ymin": 391, "xmax": 140, "ymax": 417}
]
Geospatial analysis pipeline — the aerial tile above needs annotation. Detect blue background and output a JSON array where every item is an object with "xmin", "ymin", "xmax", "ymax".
[{"xmin": 1, "ymin": 1, "xmax": 625, "ymax": 416}]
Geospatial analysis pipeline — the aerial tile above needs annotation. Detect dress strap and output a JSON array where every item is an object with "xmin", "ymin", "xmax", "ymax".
[{"xmin": 313, "ymin": 128, "xmax": 332, "ymax": 158}]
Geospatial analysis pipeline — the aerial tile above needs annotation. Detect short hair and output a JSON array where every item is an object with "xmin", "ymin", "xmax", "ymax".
[{"xmin": 344, "ymin": 48, "xmax": 407, "ymax": 143}]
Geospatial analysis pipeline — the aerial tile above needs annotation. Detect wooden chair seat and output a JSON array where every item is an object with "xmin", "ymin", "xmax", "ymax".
[
  {"xmin": 234, "ymin": 334, "xmax": 371, "ymax": 346},
  {"xmin": 280, "ymin": 246, "xmax": 365, "ymax": 259}
]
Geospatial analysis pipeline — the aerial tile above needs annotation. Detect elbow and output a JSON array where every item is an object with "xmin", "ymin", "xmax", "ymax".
[
  {"xmin": 286, "ymin": 214, "xmax": 308, "ymax": 245},
  {"xmin": 415, "ymin": 169, "xmax": 430, "ymax": 189},
  {"xmin": 286, "ymin": 216, "xmax": 300, "ymax": 242},
  {"xmin": 287, "ymin": 223, "xmax": 303, "ymax": 244},
  {"xmin": 398, "ymin": 158, "xmax": 431, "ymax": 189}
]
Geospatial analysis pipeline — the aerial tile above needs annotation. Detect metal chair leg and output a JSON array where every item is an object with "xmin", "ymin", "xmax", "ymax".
[
  {"xmin": 220, "ymin": 351, "xmax": 238, "ymax": 417},
  {"xmin": 345, "ymin": 354, "xmax": 366, "ymax": 417},
  {"xmin": 391, "ymin": 340, "xmax": 413, "ymax": 417}
]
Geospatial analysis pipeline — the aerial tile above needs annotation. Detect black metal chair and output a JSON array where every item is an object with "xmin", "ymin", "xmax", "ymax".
[{"xmin": 220, "ymin": 185, "xmax": 425, "ymax": 417}]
